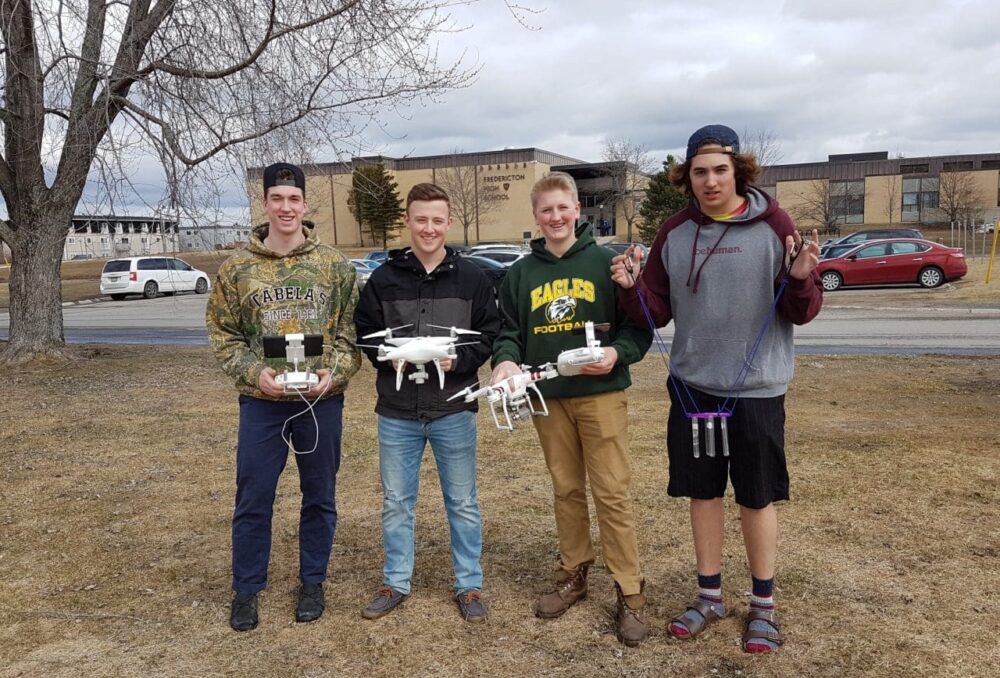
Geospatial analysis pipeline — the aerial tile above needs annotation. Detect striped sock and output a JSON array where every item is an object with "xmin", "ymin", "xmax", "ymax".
[
  {"xmin": 669, "ymin": 573, "xmax": 725, "ymax": 638},
  {"xmin": 745, "ymin": 576, "xmax": 779, "ymax": 653}
]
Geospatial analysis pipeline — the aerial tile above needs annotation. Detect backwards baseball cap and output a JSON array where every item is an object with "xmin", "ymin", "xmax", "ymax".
[
  {"xmin": 685, "ymin": 124, "xmax": 740, "ymax": 161},
  {"xmin": 262, "ymin": 162, "xmax": 306, "ymax": 197}
]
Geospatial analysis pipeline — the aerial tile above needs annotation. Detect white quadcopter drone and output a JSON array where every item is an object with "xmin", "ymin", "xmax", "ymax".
[
  {"xmin": 449, "ymin": 363, "xmax": 559, "ymax": 431},
  {"xmin": 357, "ymin": 324, "xmax": 482, "ymax": 390},
  {"xmin": 450, "ymin": 320, "xmax": 611, "ymax": 431}
]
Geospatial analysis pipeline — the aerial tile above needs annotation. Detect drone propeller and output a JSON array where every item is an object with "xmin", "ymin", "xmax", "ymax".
[
  {"xmin": 362, "ymin": 324, "xmax": 413, "ymax": 340},
  {"xmin": 427, "ymin": 324, "xmax": 481, "ymax": 337}
]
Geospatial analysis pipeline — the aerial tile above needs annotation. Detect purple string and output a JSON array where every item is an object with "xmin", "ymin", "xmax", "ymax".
[{"xmin": 630, "ymin": 263, "xmax": 796, "ymax": 419}]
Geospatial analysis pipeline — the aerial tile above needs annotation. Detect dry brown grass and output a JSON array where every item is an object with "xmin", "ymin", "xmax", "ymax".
[{"xmin": 1, "ymin": 348, "xmax": 997, "ymax": 677}]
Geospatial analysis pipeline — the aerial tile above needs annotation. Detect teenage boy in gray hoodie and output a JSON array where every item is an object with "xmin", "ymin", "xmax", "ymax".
[{"xmin": 612, "ymin": 125, "xmax": 822, "ymax": 653}]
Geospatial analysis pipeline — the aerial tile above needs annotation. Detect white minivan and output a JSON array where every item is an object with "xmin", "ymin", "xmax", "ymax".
[{"xmin": 100, "ymin": 256, "xmax": 211, "ymax": 300}]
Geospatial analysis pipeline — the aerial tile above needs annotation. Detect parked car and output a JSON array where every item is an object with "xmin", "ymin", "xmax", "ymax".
[
  {"xmin": 364, "ymin": 250, "xmax": 389, "ymax": 265},
  {"xmin": 469, "ymin": 249, "xmax": 526, "ymax": 267},
  {"xmin": 469, "ymin": 243, "xmax": 525, "ymax": 253},
  {"xmin": 350, "ymin": 258, "xmax": 380, "ymax": 272},
  {"xmin": 100, "ymin": 256, "xmax": 211, "ymax": 300},
  {"xmin": 819, "ymin": 243, "xmax": 862, "ymax": 260},
  {"xmin": 820, "ymin": 228, "xmax": 924, "ymax": 256},
  {"xmin": 349, "ymin": 259, "xmax": 373, "ymax": 289},
  {"xmin": 462, "ymin": 255, "xmax": 508, "ymax": 292},
  {"xmin": 816, "ymin": 238, "xmax": 966, "ymax": 291}
]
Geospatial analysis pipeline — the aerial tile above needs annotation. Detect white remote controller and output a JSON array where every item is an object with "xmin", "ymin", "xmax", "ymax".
[
  {"xmin": 274, "ymin": 370, "xmax": 319, "ymax": 392},
  {"xmin": 556, "ymin": 321, "xmax": 606, "ymax": 376}
]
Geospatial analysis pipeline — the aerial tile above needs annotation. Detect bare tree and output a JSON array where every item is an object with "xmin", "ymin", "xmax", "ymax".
[
  {"xmin": 435, "ymin": 150, "xmax": 500, "ymax": 246},
  {"xmin": 600, "ymin": 137, "xmax": 655, "ymax": 243},
  {"xmin": 787, "ymin": 179, "xmax": 838, "ymax": 235},
  {"xmin": 938, "ymin": 171, "xmax": 985, "ymax": 224},
  {"xmin": 740, "ymin": 127, "xmax": 784, "ymax": 167},
  {"xmin": 0, "ymin": 0, "xmax": 529, "ymax": 362},
  {"xmin": 884, "ymin": 176, "xmax": 900, "ymax": 224}
]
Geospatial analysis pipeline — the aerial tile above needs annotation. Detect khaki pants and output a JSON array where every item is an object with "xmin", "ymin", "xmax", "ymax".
[{"xmin": 532, "ymin": 389, "xmax": 643, "ymax": 595}]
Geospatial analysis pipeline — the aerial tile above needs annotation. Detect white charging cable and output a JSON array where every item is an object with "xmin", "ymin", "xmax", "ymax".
[{"xmin": 280, "ymin": 349, "xmax": 340, "ymax": 455}]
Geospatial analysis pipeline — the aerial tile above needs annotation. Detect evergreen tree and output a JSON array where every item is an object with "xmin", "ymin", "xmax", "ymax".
[
  {"xmin": 638, "ymin": 156, "xmax": 687, "ymax": 245},
  {"xmin": 350, "ymin": 165, "xmax": 405, "ymax": 248}
]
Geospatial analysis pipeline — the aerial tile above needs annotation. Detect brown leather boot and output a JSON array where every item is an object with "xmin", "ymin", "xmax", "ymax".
[
  {"xmin": 535, "ymin": 563, "xmax": 589, "ymax": 619},
  {"xmin": 614, "ymin": 581, "xmax": 648, "ymax": 647}
]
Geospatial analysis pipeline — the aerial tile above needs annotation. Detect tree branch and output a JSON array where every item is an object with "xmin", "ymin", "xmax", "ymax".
[{"xmin": 140, "ymin": 1, "xmax": 361, "ymax": 80}]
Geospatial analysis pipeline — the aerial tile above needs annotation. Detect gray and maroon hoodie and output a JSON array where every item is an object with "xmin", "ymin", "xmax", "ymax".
[{"xmin": 619, "ymin": 187, "xmax": 822, "ymax": 398}]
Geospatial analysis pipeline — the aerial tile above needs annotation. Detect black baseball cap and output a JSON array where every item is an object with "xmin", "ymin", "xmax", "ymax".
[
  {"xmin": 685, "ymin": 125, "xmax": 740, "ymax": 161},
  {"xmin": 262, "ymin": 162, "xmax": 306, "ymax": 197}
]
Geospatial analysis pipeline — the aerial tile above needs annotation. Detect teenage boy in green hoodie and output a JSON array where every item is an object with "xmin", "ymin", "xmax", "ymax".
[{"xmin": 491, "ymin": 171, "xmax": 653, "ymax": 646}]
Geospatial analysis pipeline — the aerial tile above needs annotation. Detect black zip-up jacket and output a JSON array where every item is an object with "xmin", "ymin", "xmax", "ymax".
[{"xmin": 354, "ymin": 246, "xmax": 501, "ymax": 420}]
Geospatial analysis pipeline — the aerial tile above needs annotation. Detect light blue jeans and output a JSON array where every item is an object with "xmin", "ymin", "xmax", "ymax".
[{"xmin": 377, "ymin": 411, "xmax": 483, "ymax": 594}]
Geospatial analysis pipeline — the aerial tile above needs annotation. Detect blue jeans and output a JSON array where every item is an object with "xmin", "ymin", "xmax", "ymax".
[
  {"xmin": 232, "ymin": 395, "xmax": 343, "ymax": 594},
  {"xmin": 377, "ymin": 411, "xmax": 482, "ymax": 594}
]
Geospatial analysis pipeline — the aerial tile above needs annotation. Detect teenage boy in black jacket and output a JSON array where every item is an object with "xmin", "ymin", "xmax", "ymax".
[{"xmin": 354, "ymin": 183, "xmax": 500, "ymax": 623}]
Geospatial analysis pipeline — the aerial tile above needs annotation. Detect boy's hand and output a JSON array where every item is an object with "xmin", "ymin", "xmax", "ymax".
[
  {"xmin": 258, "ymin": 367, "xmax": 286, "ymax": 398},
  {"xmin": 491, "ymin": 360, "xmax": 521, "ymax": 385},
  {"xmin": 304, "ymin": 369, "xmax": 331, "ymax": 398},
  {"xmin": 610, "ymin": 246, "xmax": 643, "ymax": 289},
  {"xmin": 438, "ymin": 358, "xmax": 454, "ymax": 372},
  {"xmin": 786, "ymin": 228, "xmax": 821, "ymax": 280},
  {"xmin": 579, "ymin": 347, "xmax": 618, "ymax": 376}
]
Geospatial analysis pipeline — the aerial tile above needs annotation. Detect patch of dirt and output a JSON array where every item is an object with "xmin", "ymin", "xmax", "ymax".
[{"xmin": 1, "ymin": 349, "xmax": 998, "ymax": 677}]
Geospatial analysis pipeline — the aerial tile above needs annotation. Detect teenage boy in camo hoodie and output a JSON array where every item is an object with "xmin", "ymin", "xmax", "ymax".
[
  {"xmin": 491, "ymin": 171, "xmax": 653, "ymax": 646},
  {"xmin": 611, "ymin": 125, "xmax": 822, "ymax": 653},
  {"xmin": 206, "ymin": 162, "xmax": 361, "ymax": 632}
]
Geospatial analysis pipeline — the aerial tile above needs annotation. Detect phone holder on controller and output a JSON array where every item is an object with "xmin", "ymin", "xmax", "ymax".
[{"xmin": 263, "ymin": 333, "xmax": 322, "ymax": 392}]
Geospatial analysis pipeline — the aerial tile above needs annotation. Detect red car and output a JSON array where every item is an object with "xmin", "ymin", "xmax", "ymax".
[{"xmin": 816, "ymin": 238, "xmax": 967, "ymax": 291}]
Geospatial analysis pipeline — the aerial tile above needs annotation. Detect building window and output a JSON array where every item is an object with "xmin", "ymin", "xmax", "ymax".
[
  {"xmin": 829, "ymin": 180, "xmax": 865, "ymax": 225},
  {"xmin": 902, "ymin": 177, "xmax": 938, "ymax": 222},
  {"xmin": 982, "ymin": 159, "xmax": 1000, "ymax": 170},
  {"xmin": 942, "ymin": 161, "xmax": 973, "ymax": 171},
  {"xmin": 68, "ymin": 237, "xmax": 76, "ymax": 243},
  {"xmin": 899, "ymin": 163, "xmax": 929, "ymax": 174},
  {"xmin": 121, "ymin": 237, "xmax": 129, "ymax": 244}
]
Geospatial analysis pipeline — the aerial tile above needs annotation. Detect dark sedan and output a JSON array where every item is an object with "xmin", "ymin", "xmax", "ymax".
[
  {"xmin": 462, "ymin": 254, "xmax": 507, "ymax": 294},
  {"xmin": 816, "ymin": 238, "xmax": 967, "ymax": 291}
]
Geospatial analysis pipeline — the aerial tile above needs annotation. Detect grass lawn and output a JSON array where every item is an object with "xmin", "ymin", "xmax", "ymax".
[{"xmin": 1, "ymin": 348, "xmax": 997, "ymax": 677}]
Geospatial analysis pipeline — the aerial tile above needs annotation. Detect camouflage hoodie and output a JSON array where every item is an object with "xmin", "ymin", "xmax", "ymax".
[{"xmin": 206, "ymin": 223, "xmax": 361, "ymax": 400}]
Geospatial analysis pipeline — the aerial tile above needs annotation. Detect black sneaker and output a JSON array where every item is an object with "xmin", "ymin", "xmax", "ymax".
[
  {"xmin": 454, "ymin": 589, "xmax": 488, "ymax": 623},
  {"xmin": 295, "ymin": 583, "xmax": 325, "ymax": 623},
  {"xmin": 361, "ymin": 586, "xmax": 409, "ymax": 620},
  {"xmin": 230, "ymin": 592, "xmax": 258, "ymax": 631}
]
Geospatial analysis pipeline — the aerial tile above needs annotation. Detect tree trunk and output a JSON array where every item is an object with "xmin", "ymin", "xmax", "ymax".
[{"xmin": 1, "ymin": 218, "xmax": 70, "ymax": 363}]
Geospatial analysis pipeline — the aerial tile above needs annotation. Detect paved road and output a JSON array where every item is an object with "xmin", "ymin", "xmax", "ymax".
[{"xmin": 1, "ymin": 292, "xmax": 998, "ymax": 355}]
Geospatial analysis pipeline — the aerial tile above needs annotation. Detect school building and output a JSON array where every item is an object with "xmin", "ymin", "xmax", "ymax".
[
  {"xmin": 760, "ymin": 151, "xmax": 1000, "ymax": 232},
  {"xmin": 247, "ymin": 149, "xmax": 645, "ymax": 248},
  {"xmin": 246, "ymin": 148, "xmax": 1000, "ymax": 249}
]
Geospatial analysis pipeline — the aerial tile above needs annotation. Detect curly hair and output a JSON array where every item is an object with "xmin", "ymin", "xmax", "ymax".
[{"xmin": 669, "ymin": 150, "xmax": 762, "ymax": 197}]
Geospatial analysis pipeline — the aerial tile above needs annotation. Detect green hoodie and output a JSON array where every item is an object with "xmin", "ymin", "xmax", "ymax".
[{"xmin": 493, "ymin": 224, "xmax": 652, "ymax": 399}]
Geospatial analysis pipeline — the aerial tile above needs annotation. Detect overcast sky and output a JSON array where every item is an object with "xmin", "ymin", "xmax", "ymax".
[
  {"xmin": 66, "ymin": 0, "xmax": 1000, "ymax": 221},
  {"xmin": 374, "ymin": 0, "xmax": 1000, "ymax": 166}
]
